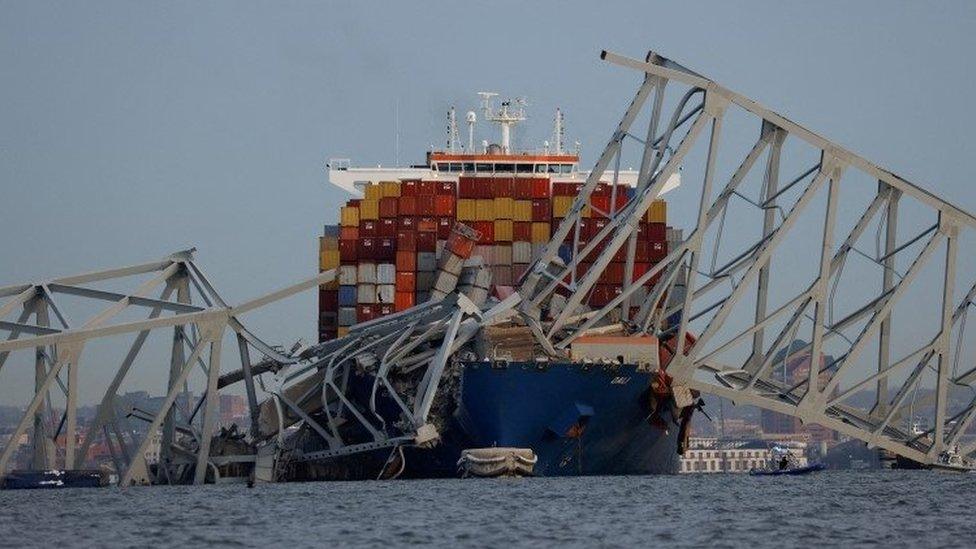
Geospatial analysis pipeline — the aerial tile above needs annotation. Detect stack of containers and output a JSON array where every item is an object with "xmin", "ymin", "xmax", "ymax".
[
  {"xmin": 318, "ymin": 174, "xmax": 672, "ymax": 342},
  {"xmin": 430, "ymin": 224, "xmax": 479, "ymax": 301},
  {"xmin": 318, "ymin": 226, "xmax": 341, "ymax": 341}
]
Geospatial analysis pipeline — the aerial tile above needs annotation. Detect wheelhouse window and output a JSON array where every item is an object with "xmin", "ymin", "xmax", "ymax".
[
  {"xmin": 516, "ymin": 163, "xmax": 534, "ymax": 173},
  {"xmin": 462, "ymin": 163, "xmax": 475, "ymax": 173},
  {"xmin": 535, "ymin": 164, "xmax": 548, "ymax": 173},
  {"xmin": 475, "ymin": 163, "xmax": 493, "ymax": 173},
  {"xmin": 495, "ymin": 163, "xmax": 515, "ymax": 173}
]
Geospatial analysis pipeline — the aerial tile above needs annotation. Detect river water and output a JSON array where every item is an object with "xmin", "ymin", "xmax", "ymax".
[{"xmin": 0, "ymin": 470, "xmax": 971, "ymax": 548}]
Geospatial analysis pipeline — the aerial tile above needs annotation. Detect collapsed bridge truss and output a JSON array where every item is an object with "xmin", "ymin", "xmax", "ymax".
[{"xmin": 2, "ymin": 49, "xmax": 975, "ymax": 483}]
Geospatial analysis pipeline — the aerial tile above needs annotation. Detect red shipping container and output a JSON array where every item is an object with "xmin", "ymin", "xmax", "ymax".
[
  {"xmin": 346, "ymin": 199, "xmax": 362, "ymax": 207},
  {"xmin": 395, "ymin": 291, "xmax": 415, "ymax": 312},
  {"xmin": 359, "ymin": 220, "xmax": 378, "ymax": 237},
  {"xmin": 340, "ymin": 226, "xmax": 359, "ymax": 241},
  {"xmin": 395, "ymin": 271, "xmax": 416, "ymax": 292},
  {"xmin": 417, "ymin": 217, "xmax": 438, "ymax": 233},
  {"xmin": 459, "ymin": 176, "xmax": 480, "ymax": 199},
  {"xmin": 379, "ymin": 197, "xmax": 398, "ymax": 218},
  {"xmin": 434, "ymin": 195, "xmax": 456, "ymax": 217},
  {"xmin": 644, "ymin": 222, "xmax": 667, "ymax": 242},
  {"xmin": 590, "ymin": 218, "xmax": 609, "ymax": 240},
  {"xmin": 513, "ymin": 222, "xmax": 531, "ymax": 242},
  {"xmin": 357, "ymin": 304, "xmax": 376, "ymax": 323},
  {"xmin": 398, "ymin": 196, "xmax": 418, "ymax": 216},
  {"xmin": 396, "ymin": 250, "xmax": 416, "ymax": 272},
  {"xmin": 447, "ymin": 230, "xmax": 476, "ymax": 258},
  {"xmin": 635, "ymin": 241, "xmax": 651, "ymax": 263},
  {"xmin": 592, "ymin": 182, "xmax": 612, "ymax": 197},
  {"xmin": 397, "ymin": 230, "xmax": 417, "ymax": 252},
  {"xmin": 418, "ymin": 180, "xmax": 437, "ymax": 196},
  {"xmin": 599, "ymin": 262, "xmax": 625, "ymax": 285},
  {"xmin": 590, "ymin": 285, "xmax": 622, "ymax": 307},
  {"xmin": 357, "ymin": 237, "xmax": 376, "ymax": 260},
  {"xmin": 339, "ymin": 239, "xmax": 358, "ymax": 262},
  {"xmin": 553, "ymin": 182, "xmax": 583, "ymax": 196},
  {"xmin": 492, "ymin": 177, "xmax": 515, "ymax": 198},
  {"xmin": 513, "ymin": 179, "xmax": 533, "ymax": 200},
  {"xmin": 378, "ymin": 303, "xmax": 394, "ymax": 317},
  {"xmin": 472, "ymin": 221, "xmax": 494, "ymax": 244},
  {"xmin": 649, "ymin": 241, "xmax": 668, "ymax": 261},
  {"xmin": 378, "ymin": 218, "xmax": 397, "ymax": 237},
  {"xmin": 531, "ymin": 199, "xmax": 551, "ymax": 221},
  {"xmin": 377, "ymin": 238, "xmax": 396, "ymax": 260},
  {"xmin": 590, "ymin": 195, "xmax": 611, "ymax": 217},
  {"xmin": 318, "ymin": 288, "xmax": 338, "ymax": 311},
  {"xmin": 614, "ymin": 190, "xmax": 629, "ymax": 211},
  {"xmin": 632, "ymin": 262, "xmax": 652, "ymax": 282},
  {"xmin": 437, "ymin": 217, "xmax": 453, "ymax": 239},
  {"xmin": 398, "ymin": 216, "xmax": 417, "ymax": 231},
  {"xmin": 417, "ymin": 197, "xmax": 436, "ymax": 216},
  {"xmin": 417, "ymin": 231, "xmax": 437, "ymax": 252},
  {"xmin": 436, "ymin": 180, "xmax": 457, "ymax": 196},
  {"xmin": 401, "ymin": 180, "xmax": 419, "ymax": 196},
  {"xmin": 530, "ymin": 178, "xmax": 550, "ymax": 199}
]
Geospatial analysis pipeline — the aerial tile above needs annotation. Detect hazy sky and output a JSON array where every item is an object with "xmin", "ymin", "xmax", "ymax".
[{"xmin": 1, "ymin": 1, "xmax": 975, "ymax": 404}]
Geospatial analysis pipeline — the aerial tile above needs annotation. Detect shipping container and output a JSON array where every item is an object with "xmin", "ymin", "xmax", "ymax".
[
  {"xmin": 401, "ymin": 180, "xmax": 419, "ymax": 196},
  {"xmin": 418, "ymin": 180, "xmax": 437, "ymax": 196},
  {"xmin": 553, "ymin": 182, "xmax": 584, "ymax": 196},
  {"xmin": 377, "ymin": 237, "xmax": 396, "ymax": 260},
  {"xmin": 475, "ymin": 199, "xmax": 495, "ymax": 221},
  {"xmin": 417, "ymin": 196, "xmax": 435, "ymax": 217},
  {"xmin": 512, "ymin": 241, "xmax": 532, "ymax": 263},
  {"xmin": 379, "ymin": 197, "xmax": 398, "ymax": 218},
  {"xmin": 473, "ymin": 245, "xmax": 494, "ymax": 265},
  {"xmin": 433, "ymin": 271, "xmax": 460, "ymax": 294},
  {"xmin": 376, "ymin": 284, "xmax": 395, "ymax": 304},
  {"xmin": 357, "ymin": 304, "xmax": 377, "ymax": 323},
  {"xmin": 319, "ymin": 236, "xmax": 338, "ymax": 251},
  {"xmin": 417, "ymin": 252, "xmax": 437, "ymax": 272},
  {"xmin": 447, "ymin": 229, "xmax": 476, "ymax": 258},
  {"xmin": 513, "ymin": 221, "xmax": 532, "ymax": 242},
  {"xmin": 395, "ymin": 271, "xmax": 416, "ymax": 292},
  {"xmin": 530, "ymin": 222, "xmax": 550, "ymax": 243},
  {"xmin": 435, "ymin": 180, "xmax": 456, "ymax": 196},
  {"xmin": 493, "ymin": 197, "xmax": 514, "ymax": 219},
  {"xmin": 364, "ymin": 184, "xmax": 383, "ymax": 200},
  {"xmin": 417, "ymin": 217, "xmax": 438, "ymax": 233},
  {"xmin": 318, "ymin": 289, "xmax": 338, "ymax": 311},
  {"xmin": 339, "ymin": 239, "xmax": 358, "ymax": 262},
  {"xmin": 457, "ymin": 199, "xmax": 477, "ymax": 221},
  {"xmin": 319, "ymin": 250, "xmax": 340, "ymax": 271},
  {"xmin": 380, "ymin": 181, "xmax": 401, "ymax": 198},
  {"xmin": 398, "ymin": 196, "xmax": 418, "ymax": 217},
  {"xmin": 434, "ymin": 195, "xmax": 456, "ymax": 217},
  {"xmin": 417, "ymin": 271, "xmax": 436, "ymax": 291},
  {"xmin": 338, "ymin": 307, "xmax": 357, "ymax": 326},
  {"xmin": 376, "ymin": 263, "xmax": 395, "ymax": 285},
  {"xmin": 458, "ymin": 176, "xmax": 480, "ymax": 199},
  {"xmin": 378, "ymin": 218, "xmax": 397, "ymax": 237},
  {"xmin": 338, "ymin": 265, "xmax": 358, "ymax": 285},
  {"xmin": 359, "ymin": 220, "xmax": 378, "ymax": 237},
  {"xmin": 417, "ymin": 231, "xmax": 437, "ymax": 252},
  {"xmin": 340, "ymin": 206, "xmax": 360, "ymax": 227},
  {"xmin": 360, "ymin": 199, "xmax": 380, "ymax": 220},
  {"xmin": 494, "ymin": 219, "xmax": 514, "ymax": 242},
  {"xmin": 394, "ymin": 291, "xmax": 415, "ymax": 312},
  {"xmin": 395, "ymin": 250, "xmax": 417, "ymax": 272},
  {"xmin": 552, "ymin": 196, "xmax": 574, "ymax": 218},
  {"xmin": 491, "ymin": 265, "xmax": 513, "ymax": 286},
  {"xmin": 492, "ymin": 177, "xmax": 515, "ymax": 198},
  {"xmin": 357, "ymin": 283, "xmax": 377, "ymax": 304},
  {"xmin": 493, "ymin": 244, "xmax": 513, "ymax": 266},
  {"xmin": 357, "ymin": 263, "xmax": 377, "ymax": 284},
  {"xmin": 437, "ymin": 217, "xmax": 453, "ymax": 239},
  {"xmin": 648, "ymin": 199, "xmax": 667, "ymax": 223},
  {"xmin": 338, "ymin": 286, "xmax": 357, "ymax": 307},
  {"xmin": 398, "ymin": 216, "xmax": 417, "ymax": 231},
  {"xmin": 340, "ymin": 226, "xmax": 359, "ymax": 241},
  {"xmin": 512, "ymin": 200, "xmax": 532, "ymax": 222}
]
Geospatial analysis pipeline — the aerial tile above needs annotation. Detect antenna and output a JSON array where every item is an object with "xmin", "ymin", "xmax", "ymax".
[
  {"xmin": 479, "ymin": 91, "xmax": 526, "ymax": 154},
  {"xmin": 465, "ymin": 111, "xmax": 477, "ymax": 152},
  {"xmin": 394, "ymin": 98, "xmax": 400, "ymax": 167},
  {"xmin": 447, "ymin": 106, "xmax": 460, "ymax": 153},
  {"xmin": 552, "ymin": 108, "xmax": 564, "ymax": 154}
]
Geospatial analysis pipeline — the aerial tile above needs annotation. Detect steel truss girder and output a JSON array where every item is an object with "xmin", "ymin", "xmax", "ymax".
[
  {"xmin": 0, "ymin": 250, "xmax": 337, "ymax": 484},
  {"xmin": 520, "ymin": 49, "xmax": 976, "ymax": 467}
]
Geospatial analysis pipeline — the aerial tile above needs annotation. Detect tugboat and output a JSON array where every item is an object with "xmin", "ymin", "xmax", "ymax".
[{"xmin": 749, "ymin": 446, "xmax": 825, "ymax": 476}]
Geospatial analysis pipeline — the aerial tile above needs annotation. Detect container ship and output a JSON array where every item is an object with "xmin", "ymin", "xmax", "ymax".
[{"xmin": 307, "ymin": 94, "xmax": 689, "ymax": 478}]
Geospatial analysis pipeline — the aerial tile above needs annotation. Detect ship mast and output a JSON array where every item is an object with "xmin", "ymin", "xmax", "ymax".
[{"xmin": 479, "ymin": 92, "xmax": 525, "ymax": 154}]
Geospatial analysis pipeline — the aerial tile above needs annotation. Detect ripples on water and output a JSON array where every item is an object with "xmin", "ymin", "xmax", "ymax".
[{"xmin": 0, "ymin": 470, "xmax": 971, "ymax": 548}]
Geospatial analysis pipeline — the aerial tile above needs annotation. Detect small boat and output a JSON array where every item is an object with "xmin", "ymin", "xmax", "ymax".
[{"xmin": 749, "ymin": 462, "xmax": 826, "ymax": 476}]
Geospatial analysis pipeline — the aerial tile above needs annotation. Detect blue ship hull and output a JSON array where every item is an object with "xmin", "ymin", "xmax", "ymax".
[{"xmin": 401, "ymin": 362, "xmax": 682, "ymax": 477}]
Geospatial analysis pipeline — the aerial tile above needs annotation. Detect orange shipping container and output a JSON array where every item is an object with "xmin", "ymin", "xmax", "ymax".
[
  {"xmin": 395, "ymin": 271, "xmax": 417, "ymax": 292},
  {"xmin": 434, "ymin": 195, "xmax": 456, "ymax": 217},
  {"xmin": 395, "ymin": 291, "xmax": 415, "ymax": 312},
  {"xmin": 395, "ymin": 250, "xmax": 417, "ymax": 272}
]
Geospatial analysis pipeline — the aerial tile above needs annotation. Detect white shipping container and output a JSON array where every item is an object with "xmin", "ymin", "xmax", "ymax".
[
  {"xmin": 438, "ymin": 252, "xmax": 465, "ymax": 276},
  {"xmin": 337, "ymin": 307, "xmax": 357, "ymax": 326},
  {"xmin": 357, "ymin": 283, "xmax": 376, "ymax": 304},
  {"xmin": 435, "ymin": 240, "xmax": 446, "ymax": 257},
  {"xmin": 376, "ymin": 284, "xmax": 395, "ymax": 304},
  {"xmin": 357, "ymin": 262, "xmax": 377, "ymax": 284},
  {"xmin": 472, "ymin": 245, "xmax": 494, "ymax": 265},
  {"xmin": 512, "ymin": 242, "xmax": 532, "ymax": 264},
  {"xmin": 492, "ymin": 245, "xmax": 512, "ymax": 266},
  {"xmin": 376, "ymin": 263, "xmax": 396, "ymax": 285},
  {"xmin": 433, "ymin": 272, "xmax": 460, "ymax": 294},
  {"xmin": 338, "ymin": 265, "xmax": 358, "ymax": 285},
  {"xmin": 531, "ymin": 243, "xmax": 547, "ymax": 261}
]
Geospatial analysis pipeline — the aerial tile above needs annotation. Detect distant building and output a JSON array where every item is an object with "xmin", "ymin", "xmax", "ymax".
[
  {"xmin": 680, "ymin": 437, "xmax": 808, "ymax": 473},
  {"xmin": 219, "ymin": 394, "xmax": 248, "ymax": 427}
]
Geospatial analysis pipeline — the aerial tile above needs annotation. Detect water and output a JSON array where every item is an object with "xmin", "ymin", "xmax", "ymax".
[{"xmin": 0, "ymin": 471, "xmax": 971, "ymax": 548}]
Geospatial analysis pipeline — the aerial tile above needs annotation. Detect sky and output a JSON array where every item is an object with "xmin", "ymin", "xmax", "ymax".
[{"xmin": 1, "ymin": 1, "xmax": 975, "ymax": 404}]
